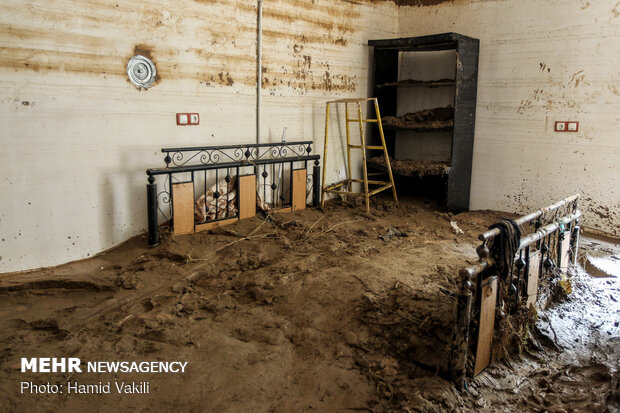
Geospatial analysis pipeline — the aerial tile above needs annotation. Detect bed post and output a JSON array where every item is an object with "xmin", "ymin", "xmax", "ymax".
[
  {"xmin": 312, "ymin": 160, "xmax": 320, "ymax": 208},
  {"xmin": 449, "ymin": 268, "xmax": 473, "ymax": 389},
  {"xmin": 147, "ymin": 173, "xmax": 160, "ymax": 246}
]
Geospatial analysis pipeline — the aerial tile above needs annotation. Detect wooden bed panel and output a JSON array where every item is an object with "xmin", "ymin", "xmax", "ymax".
[
  {"xmin": 195, "ymin": 218, "xmax": 239, "ymax": 233},
  {"xmin": 172, "ymin": 182, "xmax": 195, "ymax": 235},
  {"xmin": 238, "ymin": 174, "xmax": 256, "ymax": 220},
  {"xmin": 292, "ymin": 169, "xmax": 306, "ymax": 212},
  {"xmin": 559, "ymin": 236, "xmax": 571, "ymax": 271},
  {"xmin": 527, "ymin": 250, "xmax": 541, "ymax": 309},
  {"xmin": 474, "ymin": 276, "xmax": 498, "ymax": 376}
]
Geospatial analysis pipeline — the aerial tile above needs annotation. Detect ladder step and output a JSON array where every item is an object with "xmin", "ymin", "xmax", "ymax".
[
  {"xmin": 350, "ymin": 179, "xmax": 391, "ymax": 185},
  {"xmin": 348, "ymin": 145, "xmax": 384, "ymax": 150},
  {"xmin": 324, "ymin": 189, "xmax": 367, "ymax": 197},
  {"xmin": 368, "ymin": 184, "xmax": 393, "ymax": 196},
  {"xmin": 323, "ymin": 180, "xmax": 348, "ymax": 191},
  {"xmin": 346, "ymin": 118, "xmax": 379, "ymax": 123},
  {"xmin": 324, "ymin": 184, "xmax": 393, "ymax": 197}
]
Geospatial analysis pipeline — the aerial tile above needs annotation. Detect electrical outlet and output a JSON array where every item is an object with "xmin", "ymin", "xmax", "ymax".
[
  {"xmin": 189, "ymin": 113, "xmax": 199, "ymax": 125},
  {"xmin": 555, "ymin": 121, "xmax": 566, "ymax": 132}
]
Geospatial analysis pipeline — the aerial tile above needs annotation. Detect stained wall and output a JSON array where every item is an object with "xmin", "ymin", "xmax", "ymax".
[
  {"xmin": 399, "ymin": 0, "xmax": 620, "ymax": 236},
  {"xmin": 0, "ymin": 0, "xmax": 398, "ymax": 273},
  {"xmin": 2, "ymin": 0, "xmax": 618, "ymax": 273}
]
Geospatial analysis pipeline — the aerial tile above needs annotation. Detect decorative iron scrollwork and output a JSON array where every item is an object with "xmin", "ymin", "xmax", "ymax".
[{"xmin": 162, "ymin": 142, "xmax": 314, "ymax": 167}]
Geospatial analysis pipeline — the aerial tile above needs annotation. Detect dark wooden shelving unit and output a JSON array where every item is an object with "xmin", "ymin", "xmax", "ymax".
[{"xmin": 368, "ymin": 32, "xmax": 479, "ymax": 211}]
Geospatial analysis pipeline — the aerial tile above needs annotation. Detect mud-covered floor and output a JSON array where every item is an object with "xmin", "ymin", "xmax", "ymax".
[
  {"xmin": 470, "ymin": 236, "xmax": 620, "ymax": 413},
  {"xmin": 0, "ymin": 196, "xmax": 618, "ymax": 412}
]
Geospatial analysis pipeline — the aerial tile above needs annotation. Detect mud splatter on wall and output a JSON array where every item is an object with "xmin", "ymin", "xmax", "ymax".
[
  {"xmin": 0, "ymin": 0, "xmax": 398, "ymax": 273},
  {"xmin": 400, "ymin": 0, "xmax": 620, "ymax": 237},
  {"xmin": 0, "ymin": 0, "xmax": 388, "ymax": 92}
]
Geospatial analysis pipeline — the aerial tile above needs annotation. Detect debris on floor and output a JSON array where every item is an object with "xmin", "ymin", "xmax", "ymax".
[
  {"xmin": 379, "ymin": 227, "xmax": 408, "ymax": 241},
  {"xmin": 450, "ymin": 221, "xmax": 464, "ymax": 235}
]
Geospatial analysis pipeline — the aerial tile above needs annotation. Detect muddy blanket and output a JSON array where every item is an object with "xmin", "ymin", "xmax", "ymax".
[{"xmin": 194, "ymin": 176, "xmax": 238, "ymax": 223}]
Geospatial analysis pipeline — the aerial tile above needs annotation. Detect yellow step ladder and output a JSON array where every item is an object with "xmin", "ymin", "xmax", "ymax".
[{"xmin": 320, "ymin": 97, "xmax": 398, "ymax": 213}]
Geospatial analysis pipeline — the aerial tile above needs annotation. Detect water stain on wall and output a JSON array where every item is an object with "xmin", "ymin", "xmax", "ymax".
[
  {"xmin": 395, "ymin": 0, "xmax": 495, "ymax": 7},
  {"xmin": 132, "ymin": 44, "xmax": 161, "ymax": 86},
  {"xmin": 539, "ymin": 62, "xmax": 551, "ymax": 73},
  {"xmin": 581, "ymin": 198, "xmax": 619, "ymax": 237},
  {"xmin": 262, "ymin": 32, "xmax": 357, "ymax": 95},
  {"xmin": 1, "ymin": 0, "xmax": 370, "ymax": 94},
  {"xmin": 218, "ymin": 72, "xmax": 235, "ymax": 86},
  {"xmin": 398, "ymin": 0, "xmax": 454, "ymax": 6},
  {"xmin": 259, "ymin": 0, "xmax": 367, "ymax": 94},
  {"xmin": 568, "ymin": 70, "xmax": 588, "ymax": 88},
  {"xmin": 133, "ymin": 45, "xmax": 154, "ymax": 61}
]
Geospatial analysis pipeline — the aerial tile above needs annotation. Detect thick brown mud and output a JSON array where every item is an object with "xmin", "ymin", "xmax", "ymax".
[{"xmin": 0, "ymin": 196, "xmax": 617, "ymax": 412}]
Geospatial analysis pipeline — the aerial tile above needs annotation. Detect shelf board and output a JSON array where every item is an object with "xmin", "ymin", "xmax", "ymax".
[
  {"xmin": 383, "ymin": 124, "xmax": 453, "ymax": 133},
  {"xmin": 377, "ymin": 79, "xmax": 456, "ymax": 89},
  {"xmin": 368, "ymin": 157, "xmax": 451, "ymax": 178}
]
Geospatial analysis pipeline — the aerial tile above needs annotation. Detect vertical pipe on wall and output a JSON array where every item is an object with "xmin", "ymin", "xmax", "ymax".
[{"xmin": 256, "ymin": 0, "xmax": 264, "ymax": 145}]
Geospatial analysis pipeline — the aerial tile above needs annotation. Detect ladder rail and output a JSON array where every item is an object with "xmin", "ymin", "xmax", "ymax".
[
  {"xmin": 346, "ymin": 118, "xmax": 379, "ymax": 123},
  {"xmin": 320, "ymin": 102, "xmax": 331, "ymax": 208},
  {"xmin": 357, "ymin": 102, "xmax": 371, "ymax": 212},
  {"xmin": 374, "ymin": 99, "xmax": 399, "ymax": 205},
  {"xmin": 345, "ymin": 103, "xmax": 353, "ymax": 193}
]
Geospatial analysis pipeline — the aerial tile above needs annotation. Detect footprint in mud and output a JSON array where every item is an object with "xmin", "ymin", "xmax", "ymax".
[
  {"xmin": 6, "ymin": 319, "xmax": 30, "ymax": 329},
  {"xmin": 28, "ymin": 318, "xmax": 61, "ymax": 331},
  {"xmin": 526, "ymin": 362, "xmax": 614, "ymax": 411},
  {"xmin": 569, "ymin": 362, "xmax": 613, "ymax": 383},
  {"xmin": 8, "ymin": 318, "xmax": 68, "ymax": 340}
]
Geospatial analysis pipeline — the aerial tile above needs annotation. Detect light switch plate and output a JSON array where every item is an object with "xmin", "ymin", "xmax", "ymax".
[
  {"xmin": 177, "ymin": 113, "xmax": 188, "ymax": 125},
  {"xmin": 555, "ymin": 121, "xmax": 579, "ymax": 132}
]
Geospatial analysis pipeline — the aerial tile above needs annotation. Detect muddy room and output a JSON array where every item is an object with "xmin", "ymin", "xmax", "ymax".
[{"xmin": 0, "ymin": 0, "xmax": 619, "ymax": 412}]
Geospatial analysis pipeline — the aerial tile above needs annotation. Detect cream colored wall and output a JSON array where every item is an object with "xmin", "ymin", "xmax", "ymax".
[
  {"xmin": 399, "ymin": 0, "xmax": 620, "ymax": 237},
  {"xmin": 3, "ymin": 0, "xmax": 618, "ymax": 273},
  {"xmin": 0, "ymin": 0, "xmax": 398, "ymax": 273}
]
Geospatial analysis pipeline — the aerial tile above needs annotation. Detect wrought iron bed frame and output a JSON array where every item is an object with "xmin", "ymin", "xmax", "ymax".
[
  {"xmin": 146, "ymin": 141, "xmax": 321, "ymax": 245},
  {"xmin": 448, "ymin": 194, "xmax": 581, "ymax": 388}
]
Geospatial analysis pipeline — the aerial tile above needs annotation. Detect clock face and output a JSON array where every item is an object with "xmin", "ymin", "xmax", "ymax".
[{"xmin": 127, "ymin": 55, "xmax": 157, "ymax": 89}]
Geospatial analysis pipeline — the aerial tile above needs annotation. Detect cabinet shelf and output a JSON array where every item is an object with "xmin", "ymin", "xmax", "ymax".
[
  {"xmin": 376, "ymin": 79, "xmax": 456, "ymax": 89},
  {"xmin": 368, "ymin": 156, "xmax": 451, "ymax": 177},
  {"xmin": 382, "ymin": 107, "xmax": 453, "ymax": 133},
  {"xmin": 369, "ymin": 33, "xmax": 479, "ymax": 211},
  {"xmin": 382, "ymin": 124, "xmax": 453, "ymax": 133}
]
